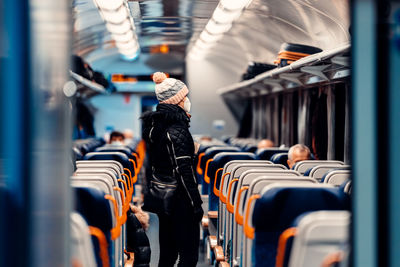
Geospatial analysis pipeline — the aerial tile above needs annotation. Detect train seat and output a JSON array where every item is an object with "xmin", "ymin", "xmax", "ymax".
[
  {"xmin": 237, "ymin": 176, "xmax": 315, "ymax": 267},
  {"xmin": 84, "ymin": 152, "xmax": 137, "ymax": 185},
  {"xmin": 73, "ymin": 147, "xmax": 84, "ymax": 161},
  {"xmin": 322, "ymin": 169, "xmax": 351, "ymax": 186},
  {"xmin": 96, "ymin": 145, "xmax": 132, "ymax": 156},
  {"xmin": 293, "ymin": 160, "xmax": 345, "ymax": 174},
  {"xmin": 72, "ymin": 176, "xmax": 124, "ymax": 266},
  {"xmin": 219, "ymin": 163, "xmax": 288, "ymax": 256},
  {"xmin": 216, "ymin": 160, "xmax": 273, "ymax": 200},
  {"xmin": 340, "ymin": 180, "xmax": 352, "ymax": 195},
  {"xmin": 270, "ymin": 152, "xmax": 289, "ymax": 168},
  {"xmin": 201, "ymin": 147, "xmax": 240, "ymax": 184},
  {"xmin": 75, "ymin": 169, "xmax": 123, "ymax": 201},
  {"xmin": 202, "ymin": 152, "xmax": 255, "ymax": 264},
  {"xmin": 256, "ymin": 148, "xmax": 289, "ymax": 161},
  {"xmin": 232, "ymin": 173, "xmax": 312, "ymax": 266},
  {"xmin": 197, "ymin": 146, "xmax": 240, "ymax": 195},
  {"xmin": 242, "ymin": 144, "xmax": 258, "ymax": 153},
  {"xmin": 71, "ymin": 212, "xmax": 97, "ymax": 267},
  {"xmin": 96, "ymin": 145, "xmax": 139, "ymax": 165},
  {"xmin": 250, "ymin": 184, "xmax": 350, "ymax": 267},
  {"xmin": 75, "ymin": 138, "xmax": 106, "ymax": 156},
  {"xmin": 207, "ymin": 152, "xmax": 255, "ymax": 212},
  {"xmin": 76, "ymin": 160, "xmax": 124, "ymax": 175},
  {"xmin": 73, "ymin": 186, "xmax": 114, "ymax": 267},
  {"xmin": 306, "ymin": 165, "xmax": 351, "ymax": 182},
  {"xmin": 277, "ymin": 210, "xmax": 350, "ymax": 267},
  {"xmin": 73, "ymin": 165, "xmax": 130, "ymax": 265}
]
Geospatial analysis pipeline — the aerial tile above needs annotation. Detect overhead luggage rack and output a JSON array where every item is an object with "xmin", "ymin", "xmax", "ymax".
[{"xmin": 217, "ymin": 43, "xmax": 350, "ymax": 97}]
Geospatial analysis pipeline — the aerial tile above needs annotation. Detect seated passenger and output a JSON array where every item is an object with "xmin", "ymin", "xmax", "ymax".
[
  {"xmin": 109, "ymin": 131, "xmax": 125, "ymax": 146},
  {"xmin": 200, "ymin": 135, "xmax": 212, "ymax": 142},
  {"xmin": 287, "ymin": 144, "xmax": 311, "ymax": 169},
  {"xmin": 123, "ymin": 129, "xmax": 134, "ymax": 144},
  {"xmin": 257, "ymin": 139, "xmax": 275, "ymax": 149}
]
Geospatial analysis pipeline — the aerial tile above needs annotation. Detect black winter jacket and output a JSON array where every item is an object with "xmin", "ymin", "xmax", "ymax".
[{"xmin": 141, "ymin": 104, "xmax": 203, "ymax": 216}]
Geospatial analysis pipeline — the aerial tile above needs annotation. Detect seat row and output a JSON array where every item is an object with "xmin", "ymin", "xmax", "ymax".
[
  {"xmin": 70, "ymin": 140, "xmax": 146, "ymax": 267},
  {"xmin": 195, "ymin": 142, "xmax": 351, "ymax": 267}
]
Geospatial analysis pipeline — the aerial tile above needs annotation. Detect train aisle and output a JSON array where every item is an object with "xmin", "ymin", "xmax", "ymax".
[{"xmin": 146, "ymin": 212, "xmax": 209, "ymax": 267}]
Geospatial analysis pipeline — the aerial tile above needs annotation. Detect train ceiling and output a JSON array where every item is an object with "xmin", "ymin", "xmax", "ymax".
[{"xmin": 73, "ymin": 0, "xmax": 349, "ymax": 70}]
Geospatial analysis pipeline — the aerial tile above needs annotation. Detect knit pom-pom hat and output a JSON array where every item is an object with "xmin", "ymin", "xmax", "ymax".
[{"xmin": 152, "ymin": 72, "xmax": 188, "ymax": 105}]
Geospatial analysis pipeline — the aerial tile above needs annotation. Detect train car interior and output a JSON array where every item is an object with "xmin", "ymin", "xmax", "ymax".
[{"xmin": 1, "ymin": 0, "xmax": 400, "ymax": 267}]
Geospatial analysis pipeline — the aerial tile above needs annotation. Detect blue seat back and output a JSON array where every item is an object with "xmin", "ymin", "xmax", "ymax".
[
  {"xmin": 252, "ymin": 186, "xmax": 349, "ymax": 267},
  {"xmin": 256, "ymin": 148, "xmax": 289, "ymax": 160},
  {"xmin": 96, "ymin": 145, "xmax": 132, "ymax": 156},
  {"xmin": 199, "ymin": 147, "xmax": 240, "ymax": 194},
  {"xmin": 271, "ymin": 153, "xmax": 289, "ymax": 168},
  {"xmin": 243, "ymin": 144, "xmax": 258, "ymax": 153},
  {"xmin": 84, "ymin": 152, "xmax": 132, "ymax": 174},
  {"xmin": 74, "ymin": 187, "xmax": 113, "ymax": 267},
  {"xmin": 208, "ymin": 152, "xmax": 255, "ymax": 211}
]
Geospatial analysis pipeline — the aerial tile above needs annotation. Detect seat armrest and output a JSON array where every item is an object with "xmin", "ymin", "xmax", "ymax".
[
  {"xmin": 213, "ymin": 245, "xmax": 225, "ymax": 262},
  {"xmin": 208, "ymin": 211, "xmax": 218, "ymax": 219},
  {"xmin": 208, "ymin": 235, "xmax": 218, "ymax": 249},
  {"xmin": 202, "ymin": 216, "xmax": 209, "ymax": 229}
]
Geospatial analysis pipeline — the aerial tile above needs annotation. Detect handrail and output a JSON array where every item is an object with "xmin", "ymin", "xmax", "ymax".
[
  {"xmin": 89, "ymin": 226, "xmax": 110, "ymax": 267},
  {"xmin": 226, "ymin": 179, "xmax": 239, "ymax": 213},
  {"xmin": 113, "ymin": 187, "xmax": 127, "ymax": 224},
  {"xmin": 244, "ymin": 194, "xmax": 260, "ymax": 239},
  {"xmin": 121, "ymin": 173, "xmax": 132, "ymax": 197},
  {"xmin": 104, "ymin": 195, "xmax": 121, "ymax": 240},
  {"xmin": 213, "ymin": 168, "xmax": 224, "ymax": 197},
  {"xmin": 196, "ymin": 152, "xmax": 205, "ymax": 175},
  {"xmin": 275, "ymin": 227, "xmax": 297, "ymax": 267},
  {"xmin": 129, "ymin": 159, "xmax": 138, "ymax": 184},
  {"xmin": 204, "ymin": 159, "xmax": 213, "ymax": 184},
  {"xmin": 235, "ymin": 186, "xmax": 249, "ymax": 225},
  {"xmin": 123, "ymin": 168, "xmax": 133, "ymax": 187},
  {"xmin": 219, "ymin": 172, "xmax": 231, "ymax": 203}
]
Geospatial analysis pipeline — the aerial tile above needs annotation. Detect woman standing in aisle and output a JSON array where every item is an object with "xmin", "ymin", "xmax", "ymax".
[{"xmin": 141, "ymin": 72, "xmax": 203, "ymax": 267}]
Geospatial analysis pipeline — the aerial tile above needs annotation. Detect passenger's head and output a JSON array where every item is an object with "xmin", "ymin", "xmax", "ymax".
[
  {"xmin": 257, "ymin": 139, "xmax": 275, "ymax": 149},
  {"xmin": 200, "ymin": 136, "xmax": 212, "ymax": 142},
  {"xmin": 123, "ymin": 129, "xmax": 134, "ymax": 140},
  {"xmin": 152, "ymin": 72, "xmax": 191, "ymax": 113},
  {"xmin": 287, "ymin": 144, "xmax": 311, "ymax": 169},
  {"xmin": 109, "ymin": 131, "xmax": 125, "ymax": 145}
]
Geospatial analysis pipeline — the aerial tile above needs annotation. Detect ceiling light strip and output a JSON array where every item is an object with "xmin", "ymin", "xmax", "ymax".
[
  {"xmin": 188, "ymin": 0, "xmax": 252, "ymax": 60},
  {"xmin": 93, "ymin": 0, "xmax": 140, "ymax": 58}
]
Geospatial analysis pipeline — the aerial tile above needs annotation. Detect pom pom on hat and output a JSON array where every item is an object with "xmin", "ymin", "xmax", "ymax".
[
  {"xmin": 153, "ymin": 71, "xmax": 189, "ymax": 105},
  {"xmin": 152, "ymin": 72, "xmax": 167, "ymax": 84}
]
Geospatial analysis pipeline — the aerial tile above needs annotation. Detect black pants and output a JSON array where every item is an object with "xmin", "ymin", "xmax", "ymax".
[{"xmin": 157, "ymin": 201, "xmax": 200, "ymax": 267}]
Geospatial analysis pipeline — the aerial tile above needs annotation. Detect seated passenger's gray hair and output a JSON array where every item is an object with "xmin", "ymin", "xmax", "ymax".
[{"xmin": 288, "ymin": 144, "xmax": 311, "ymax": 160}]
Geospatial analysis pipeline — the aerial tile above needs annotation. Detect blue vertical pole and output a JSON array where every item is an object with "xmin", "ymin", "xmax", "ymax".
[
  {"xmin": 389, "ymin": 5, "xmax": 400, "ymax": 267},
  {"xmin": 0, "ymin": 0, "xmax": 31, "ymax": 266},
  {"xmin": 352, "ymin": 0, "xmax": 378, "ymax": 267}
]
